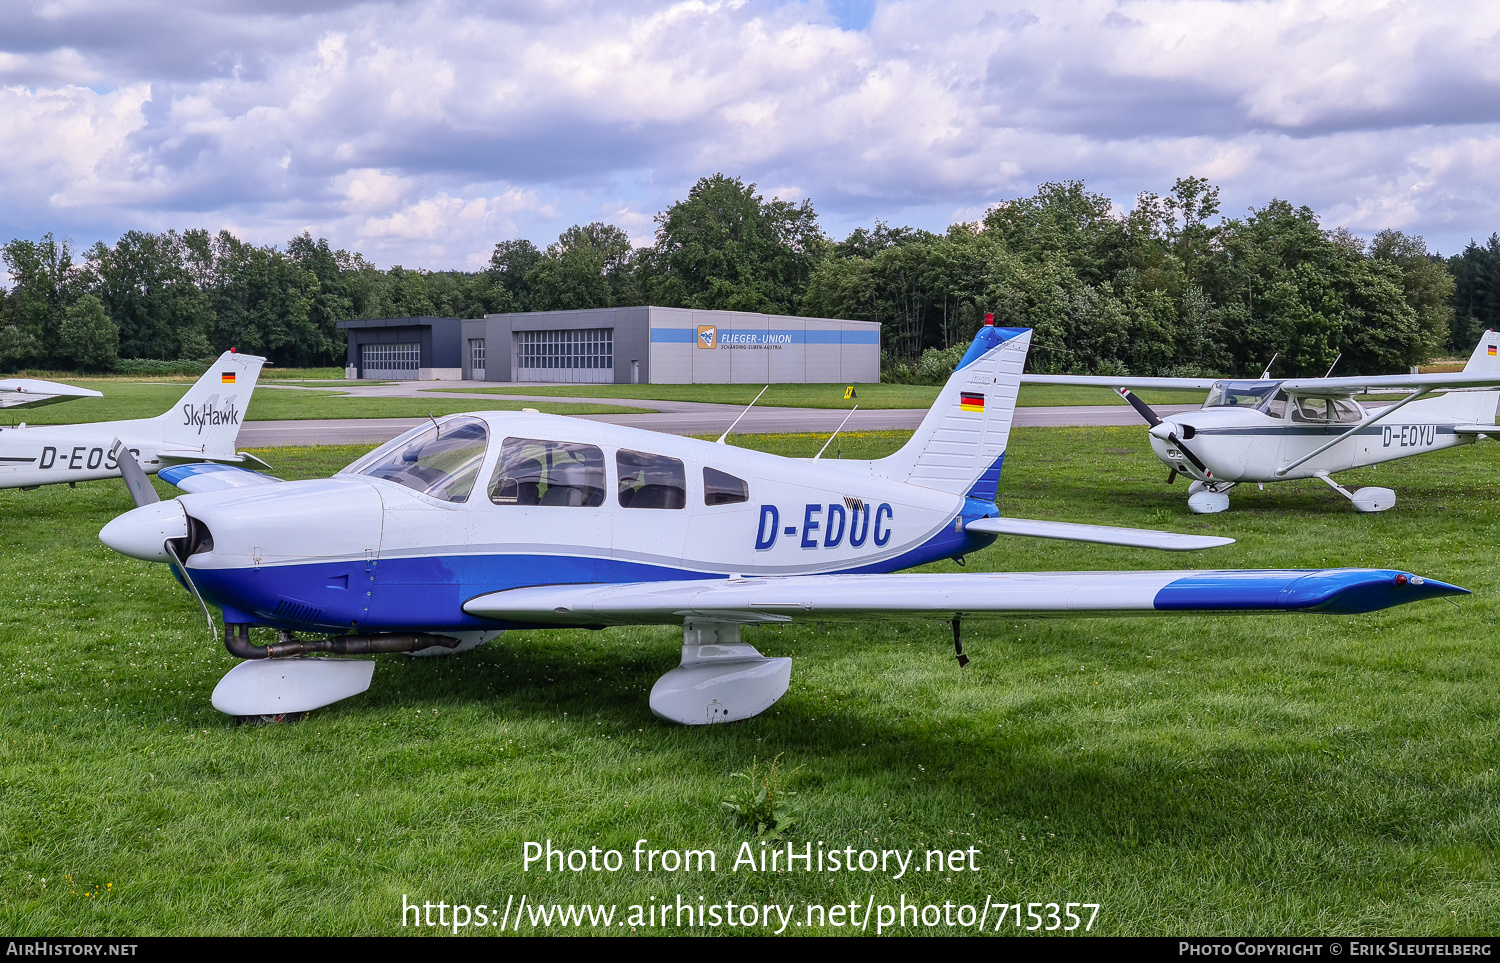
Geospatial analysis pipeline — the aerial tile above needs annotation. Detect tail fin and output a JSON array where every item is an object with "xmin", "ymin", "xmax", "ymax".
[
  {"xmin": 155, "ymin": 350, "xmax": 265, "ymax": 454},
  {"xmin": 874, "ymin": 322, "xmax": 1032, "ymax": 500},
  {"xmin": 1462, "ymin": 330, "xmax": 1500, "ymax": 372}
]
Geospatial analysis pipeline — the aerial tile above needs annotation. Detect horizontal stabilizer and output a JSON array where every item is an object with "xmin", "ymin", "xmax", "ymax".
[
  {"xmin": 1453, "ymin": 425, "xmax": 1498, "ymax": 437},
  {"xmin": 463, "ymin": 569, "xmax": 1465, "ymax": 627},
  {"xmin": 157, "ymin": 448, "xmax": 271, "ymax": 468},
  {"xmin": 966, "ymin": 516, "xmax": 1234, "ymax": 551},
  {"xmin": 158, "ymin": 462, "xmax": 283, "ymax": 493},
  {"xmin": 0, "ymin": 378, "xmax": 103, "ymax": 410}
]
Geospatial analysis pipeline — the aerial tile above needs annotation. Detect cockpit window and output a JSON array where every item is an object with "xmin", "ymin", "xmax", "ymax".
[
  {"xmin": 489, "ymin": 438, "xmax": 605, "ymax": 507},
  {"xmin": 1205, "ymin": 381, "xmax": 1281, "ymax": 409},
  {"xmin": 617, "ymin": 450, "xmax": 686, "ymax": 509},
  {"xmin": 351, "ymin": 416, "xmax": 488, "ymax": 502},
  {"xmin": 703, "ymin": 467, "xmax": 749, "ymax": 505}
]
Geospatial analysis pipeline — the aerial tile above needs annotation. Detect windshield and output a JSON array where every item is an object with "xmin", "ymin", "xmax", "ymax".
[
  {"xmin": 349, "ymin": 416, "xmax": 489, "ymax": 502},
  {"xmin": 1204, "ymin": 381, "xmax": 1281, "ymax": 410}
]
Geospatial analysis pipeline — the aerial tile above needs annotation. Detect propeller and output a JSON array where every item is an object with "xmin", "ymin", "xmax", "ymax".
[
  {"xmin": 110, "ymin": 439, "xmax": 218, "ymax": 642},
  {"xmin": 110, "ymin": 439, "xmax": 158, "ymax": 507},
  {"xmin": 1150, "ymin": 422, "xmax": 1212, "ymax": 478},
  {"xmin": 1112, "ymin": 392, "xmax": 1214, "ymax": 480},
  {"xmin": 1114, "ymin": 387, "xmax": 1161, "ymax": 427}
]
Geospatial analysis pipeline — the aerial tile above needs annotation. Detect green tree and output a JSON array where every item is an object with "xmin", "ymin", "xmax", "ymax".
[
  {"xmin": 645, "ymin": 174, "xmax": 824, "ymax": 313},
  {"xmin": 1, "ymin": 233, "xmax": 78, "ymax": 365},
  {"xmin": 1447, "ymin": 234, "xmax": 1500, "ymax": 351},
  {"xmin": 527, "ymin": 223, "xmax": 636, "ymax": 311},
  {"xmin": 57, "ymin": 293, "xmax": 118, "ymax": 371},
  {"xmin": 488, "ymin": 239, "xmax": 544, "ymax": 311}
]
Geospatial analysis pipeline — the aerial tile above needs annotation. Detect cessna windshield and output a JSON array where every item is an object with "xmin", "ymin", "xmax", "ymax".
[{"xmin": 1204, "ymin": 381, "xmax": 1282, "ymax": 411}]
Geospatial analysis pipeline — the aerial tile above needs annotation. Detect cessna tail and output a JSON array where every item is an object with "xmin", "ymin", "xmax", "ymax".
[{"xmin": 0, "ymin": 350, "xmax": 266, "ymax": 492}]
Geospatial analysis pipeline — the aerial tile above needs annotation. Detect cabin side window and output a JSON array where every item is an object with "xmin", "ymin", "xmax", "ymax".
[
  {"xmin": 1291, "ymin": 398, "xmax": 1332, "ymax": 424},
  {"xmin": 488, "ymin": 438, "xmax": 605, "ymax": 507},
  {"xmin": 1331, "ymin": 398, "xmax": 1364, "ymax": 424},
  {"xmin": 617, "ymin": 449, "xmax": 686, "ymax": 509},
  {"xmin": 703, "ymin": 467, "xmax": 749, "ymax": 505}
]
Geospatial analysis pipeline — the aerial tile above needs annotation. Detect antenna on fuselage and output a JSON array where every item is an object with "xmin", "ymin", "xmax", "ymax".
[
  {"xmin": 1260, "ymin": 353, "xmax": 1279, "ymax": 379},
  {"xmin": 716, "ymin": 385, "xmax": 769, "ymax": 445},
  {"xmin": 1323, "ymin": 353, "xmax": 1342, "ymax": 378},
  {"xmin": 813, "ymin": 405, "xmax": 859, "ymax": 459}
]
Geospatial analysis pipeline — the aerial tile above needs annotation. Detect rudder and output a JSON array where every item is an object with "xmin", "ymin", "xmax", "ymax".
[
  {"xmin": 874, "ymin": 319, "xmax": 1032, "ymax": 497},
  {"xmin": 1462, "ymin": 330, "xmax": 1500, "ymax": 373},
  {"xmin": 155, "ymin": 350, "xmax": 266, "ymax": 454}
]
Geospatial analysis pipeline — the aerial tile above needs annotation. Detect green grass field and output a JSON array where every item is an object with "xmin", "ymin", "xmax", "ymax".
[
  {"xmin": 429, "ymin": 382, "xmax": 1210, "ymax": 409},
  {"xmin": 5, "ymin": 380, "xmax": 652, "ymax": 425},
  {"xmin": 1, "ymin": 429, "xmax": 1497, "ymax": 935}
]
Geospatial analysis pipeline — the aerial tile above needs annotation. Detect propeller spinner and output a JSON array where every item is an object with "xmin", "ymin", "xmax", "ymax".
[{"xmin": 1115, "ymin": 389, "xmax": 1212, "ymax": 481}]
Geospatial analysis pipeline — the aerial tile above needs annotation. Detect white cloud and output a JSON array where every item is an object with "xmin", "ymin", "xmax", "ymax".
[{"xmin": 0, "ymin": 0, "xmax": 1496, "ymax": 264}]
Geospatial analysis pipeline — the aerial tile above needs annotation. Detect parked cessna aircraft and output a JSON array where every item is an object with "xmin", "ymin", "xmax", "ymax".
[
  {"xmin": 98, "ymin": 322, "xmax": 1464, "ymax": 725},
  {"xmin": 0, "ymin": 350, "xmax": 265, "ymax": 493},
  {"xmin": 1024, "ymin": 331, "xmax": 1500, "ymax": 513}
]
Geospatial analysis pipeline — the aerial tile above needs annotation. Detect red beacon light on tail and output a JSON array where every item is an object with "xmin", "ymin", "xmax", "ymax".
[{"xmin": 984, "ymin": 313, "xmax": 994, "ymax": 326}]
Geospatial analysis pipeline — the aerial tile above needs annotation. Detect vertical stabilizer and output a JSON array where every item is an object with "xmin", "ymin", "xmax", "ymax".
[
  {"xmin": 155, "ymin": 351, "xmax": 266, "ymax": 455},
  {"xmin": 874, "ymin": 321, "xmax": 1032, "ymax": 498},
  {"xmin": 1462, "ymin": 330, "xmax": 1500, "ymax": 373}
]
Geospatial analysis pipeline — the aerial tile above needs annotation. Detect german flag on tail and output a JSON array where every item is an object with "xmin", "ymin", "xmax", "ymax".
[
  {"xmin": 221, "ymin": 372, "xmax": 236, "ymax": 384},
  {"xmin": 960, "ymin": 391, "xmax": 984, "ymax": 412}
]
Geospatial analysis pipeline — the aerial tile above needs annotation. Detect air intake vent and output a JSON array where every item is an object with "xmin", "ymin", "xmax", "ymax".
[{"xmin": 273, "ymin": 597, "xmax": 324, "ymax": 624}]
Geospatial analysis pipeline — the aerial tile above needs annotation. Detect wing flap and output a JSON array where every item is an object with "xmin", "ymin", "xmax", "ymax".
[
  {"xmin": 463, "ymin": 569, "xmax": 1464, "ymax": 626},
  {"xmin": 966, "ymin": 516, "xmax": 1234, "ymax": 551},
  {"xmin": 1280, "ymin": 372, "xmax": 1500, "ymax": 394},
  {"xmin": 1021, "ymin": 375, "xmax": 1219, "ymax": 390}
]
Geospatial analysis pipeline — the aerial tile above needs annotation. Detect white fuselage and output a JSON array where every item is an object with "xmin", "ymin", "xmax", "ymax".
[
  {"xmin": 163, "ymin": 412, "xmax": 996, "ymax": 632},
  {"xmin": 1148, "ymin": 392, "xmax": 1494, "ymax": 484},
  {"xmin": 0, "ymin": 419, "xmax": 183, "ymax": 489}
]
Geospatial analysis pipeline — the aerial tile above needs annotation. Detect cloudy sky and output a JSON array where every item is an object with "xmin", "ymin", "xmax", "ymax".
[{"xmin": 2, "ymin": 0, "xmax": 1497, "ymax": 269}]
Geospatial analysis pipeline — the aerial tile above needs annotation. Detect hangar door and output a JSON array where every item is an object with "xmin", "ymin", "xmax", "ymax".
[
  {"xmin": 514, "ymin": 329, "xmax": 613, "ymax": 383},
  {"xmin": 361, "ymin": 343, "xmax": 420, "ymax": 380}
]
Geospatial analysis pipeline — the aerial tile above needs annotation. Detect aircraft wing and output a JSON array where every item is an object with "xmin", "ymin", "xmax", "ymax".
[
  {"xmin": 463, "ymin": 569, "xmax": 1464, "ymax": 626},
  {"xmin": 965, "ymin": 516, "xmax": 1233, "ymax": 551},
  {"xmin": 0, "ymin": 378, "xmax": 103, "ymax": 409},
  {"xmin": 157, "ymin": 463, "xmax": 282, "ymax": 492},
  {"xmin": 1277, "ymin": 372, "xmax": 1500, "ymax": 395},
  {"xmin": 1021, "ymin": 374, "xmax": 1219, "ymax": 390}
]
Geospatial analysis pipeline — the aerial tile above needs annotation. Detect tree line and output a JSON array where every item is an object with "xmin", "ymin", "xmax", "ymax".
[{"xmin": 3, "ymin": 174, "xmax": 1497, "ymax": 378}]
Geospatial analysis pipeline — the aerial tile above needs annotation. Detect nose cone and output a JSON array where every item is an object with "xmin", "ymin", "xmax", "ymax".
[
  {"xmin": 1149, "ymin": 421, "xmax": 1175, "ymax": 441},
  {"xmin": 100, "ymin": 500, "xmax": 188, "ymax": 562}
]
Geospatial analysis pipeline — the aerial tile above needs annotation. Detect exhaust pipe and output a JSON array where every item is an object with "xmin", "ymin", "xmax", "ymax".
[{"xmin": 225, "ymin": 623, "xmax": 460, "ymax": 659}]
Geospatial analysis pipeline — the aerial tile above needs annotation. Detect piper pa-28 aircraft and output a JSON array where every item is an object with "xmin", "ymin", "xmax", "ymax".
[
  {"xmin": 1024, "ymin": 331, "xmax": 1500, "ymax": 514},
  {"xmin": 1, "ymin": 350, "xmax": 266, "ymax": 493},
  {"xmin": 98, "ymin": 322, "xmax": 1464, "ymax": 725}
]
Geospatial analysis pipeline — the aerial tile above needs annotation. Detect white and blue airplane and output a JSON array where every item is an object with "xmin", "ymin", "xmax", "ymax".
[
  {"xmin": 98, "ymin": 322, "xmax": 1465, "ymax": 724},
  {"xmin": 1024, "ymin": 331, "xmax": 1500, "ymax": 514},
  {"xmin": 1, "ymin": 350, "xmax": 266, "ymax": 493}
]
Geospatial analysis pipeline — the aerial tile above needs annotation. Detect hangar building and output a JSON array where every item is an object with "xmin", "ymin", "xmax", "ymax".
[{"xmin": 339, "ymin": 308, "xmax": 880, "ymax": 384}]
